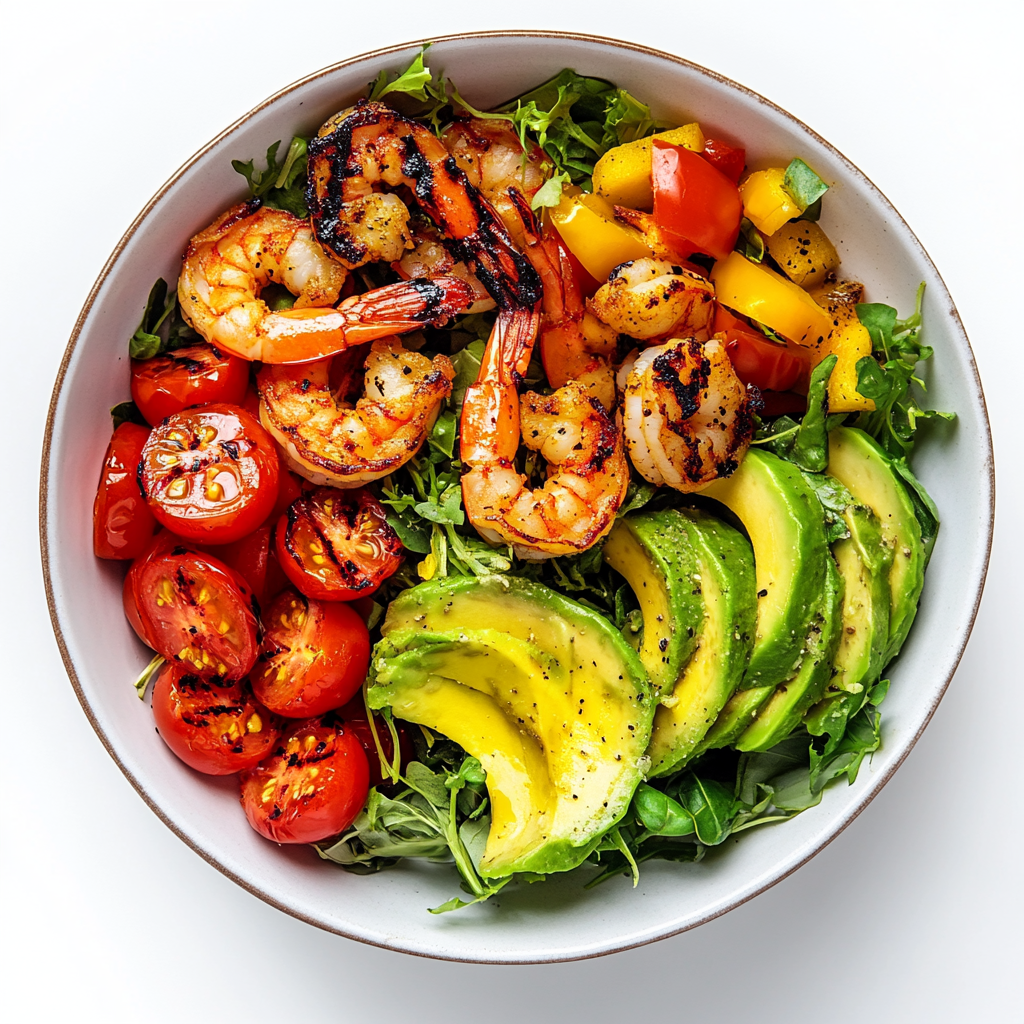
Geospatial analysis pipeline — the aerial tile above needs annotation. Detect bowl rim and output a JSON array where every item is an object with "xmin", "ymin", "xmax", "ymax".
[{"xmin": 39, "ymin": 29, "xmax": 995, "ymax": 963}]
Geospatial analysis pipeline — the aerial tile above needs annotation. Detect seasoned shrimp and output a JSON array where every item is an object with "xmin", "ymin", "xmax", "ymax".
[
  {"xmin": 460, "ymin": 309, "xmax": 629, "ymax": 559},
  {"xmin": 307, "ymin": 101, "xmax": 541, "ymax": 311},
  {"xmin": 178, "ymin": 201, "xmax": 475, "ymax": 364},
  {"xmin": 395, "ymin": 221, "xmax": 495, "ymax": 314},
  {"xmin": 620, "ymin": 337, "xmax": 756, "ymax": 492},
  {"xmin": 587, "ymin": 258, "xmax": 715, "ymax": 341},
  {"xmin": 257, "ymin": 337, "xmax": 455, "ymax": 487}
]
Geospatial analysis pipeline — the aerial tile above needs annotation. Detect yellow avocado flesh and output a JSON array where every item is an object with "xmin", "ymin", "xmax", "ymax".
[{"xmin": 376, "ymin": 578, "xmax": 652, "ymax": 877}]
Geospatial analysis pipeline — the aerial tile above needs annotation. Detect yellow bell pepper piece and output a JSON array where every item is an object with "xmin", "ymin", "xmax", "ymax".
[
  {"xmin": 711, "ymin": 252, "xmax": 832, "ymax": 346},
  {"xmin": 593, "ymin": 124, "xmax": 705, "ymax": 209},
  {"xmin": 812, "ymin": 305, "xmax": 876, "ymax": 413},
  {"xmin": 550, "ymin": 191, "xmax": 654, "ymax": 282},
  {"xmin": 739, "ymin": 168, "xmax": 802, "ymax": 236}
]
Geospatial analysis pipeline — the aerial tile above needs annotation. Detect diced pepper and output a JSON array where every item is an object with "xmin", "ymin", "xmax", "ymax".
[
  {"xmin": 765, "ymin": 221, "xmax": 840, "ymax": 287},
  {"xmin": 711, "ymin": 252, "xmax": 832, "ymax": 346},
  {"xmin": 702, "ymin": 137, "xmax": 745, "ymax": 183},
  {"xmin": 714, "ymin": 306, "xmax": 810, "ymax": 393},
  {"xmin": 549, "ymin": 191, "xmax": 654, "ymax": 282},
  {"xmin": 811, "ymin": 305, "xmax": 876, "ymax": 413},
  {"xmin": 739, "ymin": 168, "xmax": 802, "ymax": 236},
  {"xmin": 651, "ymin": 142, "xmax": 742, "ymax": 261},
  {"xmin": 593, "ymin": 123, "xmax": 705, "ymax": 209}
]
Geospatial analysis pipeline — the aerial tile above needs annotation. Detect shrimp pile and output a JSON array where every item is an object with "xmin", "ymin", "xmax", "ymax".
[{"xmin": 619, "ymin": 337, "xmax": 756, "ymax": 492}]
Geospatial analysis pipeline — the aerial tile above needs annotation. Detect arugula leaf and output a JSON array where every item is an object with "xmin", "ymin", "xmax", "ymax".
[
  {"xmin": 617, "ymin": 478, "xmax": 658, "ymax": 518},
  {"xmin": 783, "ymin": 158, "xmax": 829, "ymax": 210},
  {"xmin": 632, "ymin": 783, "xmax": 696, "ymax": 837},
  {"xmin": 231, "ymin": 135, "xmax": 309, "ymax": 217},
  {"xmin": 368, "ymin": 47, "xmax": 433, "ymax": 101},
  {"xmin": 797, "ymin": 196, "xmax": 823, "ymax": 223},
  {"xmin": 450, "ymin": 338, "xmax": 485, "ymax": 410},
  {"xmin": 801, "ymin": 470, "xmax": 855, "ymax": 545},
  {"xmin": 853, "ymin": 284, "xmax": 955, "ymax": 459},
  {"xmin": 891, "ymin": 457, "xmax": 941, "ymax": 564},
  {"xmin": 128, "ymin": 277, "xmax": 200, "ymax": 360},
  {"xmin": 672, "ymin": 774, "xmax": 736, "ymax": 845},
  {"xmin": 789, "ymin": 355, "xmax": 836, "ymax": 472}
]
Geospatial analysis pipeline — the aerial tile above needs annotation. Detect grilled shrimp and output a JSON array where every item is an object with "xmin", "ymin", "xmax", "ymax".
[
  {"xmin": 395, "ymin": 221, "xmax": 495, "ymax": 314},
  {"xmin": 460, "ymin": 309, "xmax": 629, "ymax": 560},
  {"xmin": 307, "ymin": 101, "xmax": 541, "ymax": 311},
  {"xmin": 619, "ymin": 337, "xmax": 755, "ymax": 492},
  {"xmin": 587, "ymin": 258, "xmax": 715, "ymax": 341},
  {"xmin": 178, "ymin": 201, "xmax": 475, "ymax": 363},
  {"xmin": 257, "ymin": 337, "xmax": 455, "ymax": 487}
]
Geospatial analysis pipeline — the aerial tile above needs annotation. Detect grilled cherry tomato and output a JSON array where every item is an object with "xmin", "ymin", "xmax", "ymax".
[
  {"xmin": 129, "ymin": 549, "xmax": 260, "ymax": 679},
  {"xmin": 702, "ymin": 137, "xmax": 746, "ymax": 183},
  {"xmin": 139, "ymin": 403, "xmax": 279, "ymax": 545},
  {"xmin": 652, "ymin": 140, "xmax": 743, "ymax": 261},
  {"xmin": 206, "ymin": 523, "xmax": 274, "ymax": 605},
  {"xmin": 759, "ymin": 390, "xmax": 809, "ymax": 417},
  {"xmin": 152, "ymin": 662, "xmax": 281, "ymax": 775},
  {"xmin": 239, "ymin": 719, "xmax": 370, "ymax": 843},
  {"xmin": 131, "ymin": 343, "xmax": 249, "ymax": 426},
  {"xmin": 251, "ymin": 590, "xmax": 370, "ymax": 718},
  {"xmin": 275, "ymin": 488, "xmax": 402, "ymax": 601},
  {"xmin": 715, "ymin": 305, "xmax": 810, "ymax": 393},
  {"xmin": 93, "ymin": 422, "xmax": 159, "ymax": 559}
]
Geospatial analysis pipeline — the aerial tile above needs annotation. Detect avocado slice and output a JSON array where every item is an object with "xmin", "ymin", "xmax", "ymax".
[
  {"xmin": 702, "ymin": 449, "xmax": 830, "ymax": 690},
  {"xmin": 826, "ymin": 427, "xmax": 926, "ymax": 661},
  {"xmin": 805, "ymin": 498, "xmax": 893, "ymax": 739},
  {"xmin": 735, "ymin": 552, "xmax": 844, "ymax": 751},
  {"xmin": 375, "ymin": 576, "xmax": 652, "ymax": 877},
  {"xmin": 604, "ymin": 510, "xmax": 756, "ymax": 775},
  {"xmin": 602, "ymin": 510, "xmax": 705, "ymax": 694}
]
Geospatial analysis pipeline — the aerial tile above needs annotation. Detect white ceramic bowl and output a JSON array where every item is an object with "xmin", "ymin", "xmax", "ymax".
[{"xmin": 41, "ymin": 31, "xmax": 993, "ymax": 963}]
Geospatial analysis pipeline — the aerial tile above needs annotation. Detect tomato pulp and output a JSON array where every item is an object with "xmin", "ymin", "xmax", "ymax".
[
  {"xmin": 239, "ymin": 720, "xmax": 370, "ymax": 843},
  {"xmin": 252, "ymin": 590, "xmax": 370, "ymax": 717},
  {"xmin": 152, "ymin": 662, "xmax": 281, "ymax": 775},
  {"xmin": 139, "ymin": 403, "xmax": 279, "ymax": 544},
  {"xmin": 275, "ymin": 487, "xmax": 402, "ymax": 601}
]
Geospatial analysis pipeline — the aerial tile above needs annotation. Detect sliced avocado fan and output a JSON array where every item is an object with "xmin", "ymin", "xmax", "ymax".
[{"xmin": 371, "ymin": 576, "xmax": 652, "ymax": 879}]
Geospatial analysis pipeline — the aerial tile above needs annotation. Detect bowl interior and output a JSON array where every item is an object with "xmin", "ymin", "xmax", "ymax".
[{"xmin": 42, "ymin": 32, "xmax": 992, "ymax": 963}]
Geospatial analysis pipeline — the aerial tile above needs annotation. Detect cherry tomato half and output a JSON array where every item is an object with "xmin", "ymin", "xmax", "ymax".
[
  {"xmin": 239, "ymin": 719, "xmax": 370, "ymax": 844},
  {"xmin": 702, "ymin": 137, "xmax": 746, "ymax": 184},
  {"xmin": 129, "ymin": 549, "xmax": 260, "ymax": 679},
  {"xmin": 652, "ymin": 140, "xmax": 743, "ymax": 262},
  {"xmin": 714, "ymin": 305, "xmax": 811, "ymax": 393},
  {"xmin": 139, "ymin": 403, "xmax": 279, "ymax": 545},
  {"xmin": 93, "ymin": 422, "xmax": 159, "ymax": 559},
  {"xmin": 131, "ymin": 343, "xmax": 249, "ymax": 426},
  {"xmin": 251, "ymin": 590, "xmax": 370, "ymax": 718},
  {"xmin": 275, "ymin": 488, "xmax": 402, "ymax": 601},
  {"xmin": 152, "ymin": 662, "xmax": 282, "ymax": 775}
]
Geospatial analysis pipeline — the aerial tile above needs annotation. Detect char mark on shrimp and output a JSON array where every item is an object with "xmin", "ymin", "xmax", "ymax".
[{"xmin": 651, "ymin": 340, "xmax": 710, "ymax": 423}]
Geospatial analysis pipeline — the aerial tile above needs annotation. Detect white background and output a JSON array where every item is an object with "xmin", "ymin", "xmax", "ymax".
[{"xmin": 3, "ymin": 1, "xmax": 1021, "ymax": 1020}]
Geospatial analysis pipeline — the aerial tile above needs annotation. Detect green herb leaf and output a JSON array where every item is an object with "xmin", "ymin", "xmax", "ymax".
[
  {"xmin": 232, "ymin": 135, "xmax": 310, "ymax": 217},
  {"xmin": 428, "ymin": 409, "xmax": 457, "ymax": 459},
  {"xmin": 369, "ymin": 47, "xmax": 433, "ymax": 102},
  {"xmin": 110, "ymin": 401, "xmax": 147, "ymax": 430},
  {"xmin": 451, "ymin": 339, "xmax": 485, "ymax": 410},
  {"xmin": 788, "ymin": 355, "xmax": 836, "ymax": 472},
  {"xmin": 530, "ymin": 171, "xmax": 571, "ymax": 210},
  {"xmin": 632, "ymin": 783, "xmax": 696, "ymax": 837},
  {"xmin": 617, "ymin": 479, "xmax": 658, "ymax": 517},
  {"xmin": 674, "ymin": 774, "xmax": 736, "ymax": 846},
  {"xmin": 782, "ymin": 158, "xmax": 829, "ymax": 211},
  {"xmin": 797, "ymin": 196, "xmax": 823, "ymax": 223},
  {"xmin": 735, "ymin": 217, "xmax": 765, "ymax": 262}
]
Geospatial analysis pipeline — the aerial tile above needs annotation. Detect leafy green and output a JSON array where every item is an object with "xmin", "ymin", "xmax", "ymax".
[
  {"xmin": 368, "ymin": 47, "xmax": 434, "ymax": 102},
  {"xmin": 854, "ymin": 283, "xmax": 954, "ymax": 460},
  {"xmin": 231, "ymin": 136, "xmax": 309, "ymax": 218},
  {"xmin": 735, "ymin": 217, "xmax": 765, "ymax": 262},
  {"xmin": 530, "ymin": 170, "xmax": 571, "ymax": 210},
  {"xmin": 801, "ymin": 471, "xmax": 856, "ymax": 545},
  {"xmin": 789, "ymin": 355, "xmax": 837, "ymax": 472},
  {"xmin": 110, "ymin": 401, "xmax": 147, "ymax": 430},
  {"xmin": 783, "ymin": 157, "xmax": 829, "ymax": 211},
  {"xmin": 128, "ymin": 277, "xmax": 200, "ymax": 360},
  {"xmin": 797, "ymin": 196, "xmax": 823, "ymax": 223}
]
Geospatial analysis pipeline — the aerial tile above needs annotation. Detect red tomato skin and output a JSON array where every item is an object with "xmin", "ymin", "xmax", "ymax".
[
  {"xmin": 205, "ymin": 524, "xmax": 273, "ymax": 605},
  {"xmin": 133, "ymin": 550, "xmax": 260, "ymax": 679},
  {"xmin": 275, "ymin": 488, "xmax": 402, "ymax": 602},
  {"xmin": 140, "ymin": 404, "xmax": 280, "ymax": 545},
  {"xmin": 240, "ymin": 720, "xmax": 370, "ymax": 844},
  {"xmin": 652, "ymin": 141, "xmax": 743, "ymax": 261},
  {"xmin": 251, "ymin": 590, "xmax": 370, "ymax": 718},
  {"xmin": 702, "ymin": 137, "xmax": 746, "ymax": 183},
  {"xmin": 93, "ymin": 423, "xmax": 159, "ymax": 559},
  {"xmin": 131, "ymin": 344, "xmax": 249, "ymax": 426},
  {"xmin": 714, "ymin": 306, "xmax": 811, "ymax": 393},
  {"xmin": 152, "ymin": 663, "xmax": 282, "ymax": 775}
]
